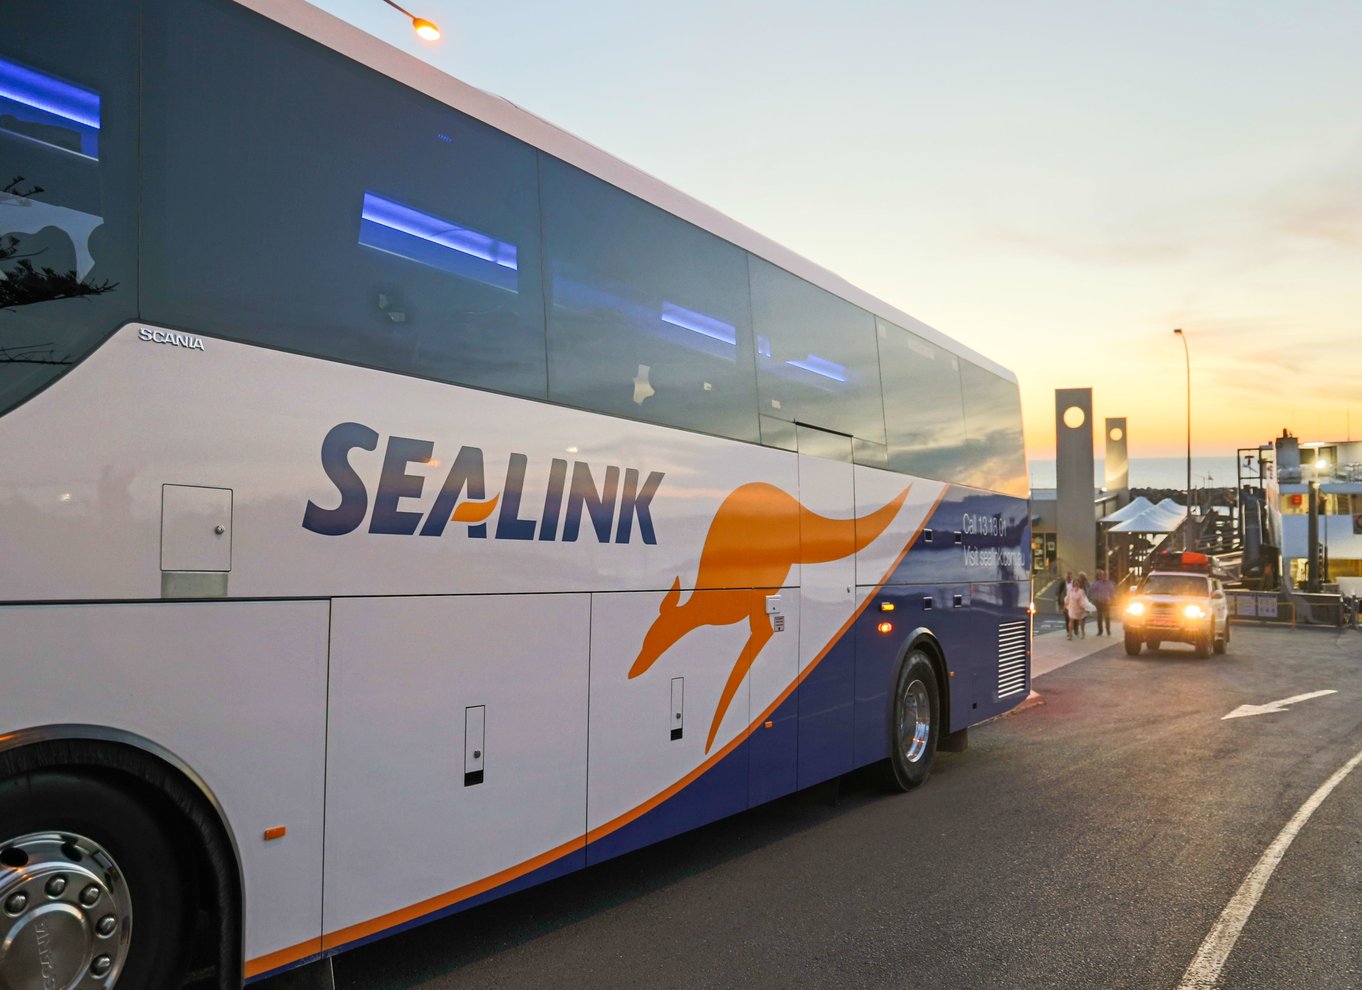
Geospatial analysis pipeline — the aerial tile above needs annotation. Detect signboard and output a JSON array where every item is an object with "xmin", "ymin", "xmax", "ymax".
[{"xmin": 1229, "ymin": 592, "xmax": 1282, "ymax": 620}]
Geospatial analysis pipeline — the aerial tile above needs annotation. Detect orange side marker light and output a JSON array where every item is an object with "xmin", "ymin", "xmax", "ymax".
[
  {"xmin": 877, "ymin": 621, "xmax": 893, "ymax": 634},
  {"xmin": 764, "ymin": 721, "xmax": 774, "ymax": 729},
  {"xmin": 263, "ymin": 826, "xmax": 287, "ymax": 842},
  {"xmin": 879, "ymin": 602, "xmax": 895, "ymax": 612}
]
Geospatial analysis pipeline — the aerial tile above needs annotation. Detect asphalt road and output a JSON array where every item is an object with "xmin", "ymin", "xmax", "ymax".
[{"xmin": 287, "ymin": 623, "xmax": 1362, "ymax": 990}]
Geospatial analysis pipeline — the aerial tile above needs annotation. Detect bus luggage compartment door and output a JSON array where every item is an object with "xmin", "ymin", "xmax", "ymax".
[{"xmin": 322, "ymin": 594, "xmax": 590, "ymax": 941}]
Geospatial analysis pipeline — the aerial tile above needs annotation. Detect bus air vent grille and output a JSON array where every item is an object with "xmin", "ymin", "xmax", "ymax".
[{"xmin": 997, "ymin": 621, "xmax": 1028, "ymax": 699}]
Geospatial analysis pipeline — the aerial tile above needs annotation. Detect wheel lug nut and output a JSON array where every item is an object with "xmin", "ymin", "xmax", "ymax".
[
  {"xmin": 90, "ymin": 954, "xmax": 113, "ymax": 977},
  {"xmin": 79, "ymin": 884, "xmax": 101, "ymax": 907},
  {"xmin": 3, "ymin": 892, "xmax": 26, "ymax": 914},
  {"xmin": 46, "ymin": 875, "xmax": 67, "ymax": 897},
  {"xmin": 96, "ymin": 914, "xmax": 117, "ymax": 937}
]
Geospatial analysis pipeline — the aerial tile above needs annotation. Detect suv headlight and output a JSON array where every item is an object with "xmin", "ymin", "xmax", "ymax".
[
  {"xmin": 1126, "ymin": 602, "xmax": 1145, "ymax": 616},
  {"xmin": 1183, "ymin": 604, "xmax": 1206, "ymax": 619}
]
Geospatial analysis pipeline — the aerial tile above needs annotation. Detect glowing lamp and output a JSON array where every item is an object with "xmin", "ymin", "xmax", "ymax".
[
  {"xmin": 1126, "ymin": 602, "xmax": 1145, "ymax": 616},
  {"xmin": 379, "ymin": 1, "xmax": 441, "ymax": 42},
  {"xmin": 877, "ymin": 622, "xmax": 894, "ymax": 635}
]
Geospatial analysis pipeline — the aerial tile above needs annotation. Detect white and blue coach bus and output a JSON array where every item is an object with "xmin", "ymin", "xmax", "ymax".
[{"xmin": 0, "ymin": 0, "xmax": 1031, "ymax": 985}]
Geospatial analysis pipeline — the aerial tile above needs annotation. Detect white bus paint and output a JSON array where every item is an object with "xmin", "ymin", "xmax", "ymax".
[
  {"xmin": 1221, "ymin": 689, "xmax": 1337, "ymax": 720},
  {"xmin": 1176, "ymin": 743, "xmax": 1362, "ymax": 990}
]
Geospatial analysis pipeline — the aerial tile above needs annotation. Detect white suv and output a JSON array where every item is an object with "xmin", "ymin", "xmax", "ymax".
[{"xmin": 1123, "ymin": 572, "xmax": 1230, "ymax": 658}]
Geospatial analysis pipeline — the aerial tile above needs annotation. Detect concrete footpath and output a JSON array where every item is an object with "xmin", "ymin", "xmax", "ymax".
[{"xmin": 1033, "ymin": 618, "xmax": 1125, "ymax": 679}]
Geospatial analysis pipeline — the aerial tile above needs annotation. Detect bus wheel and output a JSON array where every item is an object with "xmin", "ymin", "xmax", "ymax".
[
  {"xmin": 883, "ymin": 650, "xmax": 940, "ymax": 791},
  {"xmin": 1123, "ymin": 632, "xmax": 1142, "ymax": 655},
  {"xmin": 0, "ymin": 771, "xmax": 191, "ymax": 989}
]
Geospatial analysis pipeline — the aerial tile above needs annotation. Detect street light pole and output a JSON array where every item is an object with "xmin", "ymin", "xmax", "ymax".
[{"xmin": 1174, "ymin": 328, "xmax": 1191, "ymax": 550}]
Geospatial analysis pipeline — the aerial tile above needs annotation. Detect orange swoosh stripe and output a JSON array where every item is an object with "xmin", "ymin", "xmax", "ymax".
[
  {"xmin": 318, "ymin": 835, "xmax": 584, "ymax": 952},
  {"xmin": 243, "ymin": 936, "xmax": 321, "ymax": 980},
  {"xmin": 249, "ymin": 486, "xmax": 948, "ymax": 970}
]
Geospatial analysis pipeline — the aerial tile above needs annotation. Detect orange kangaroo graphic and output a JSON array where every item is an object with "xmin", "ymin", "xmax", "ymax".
[{"xmin": 630, "ymin": 482, "xmax": 910, "ymax": 752}]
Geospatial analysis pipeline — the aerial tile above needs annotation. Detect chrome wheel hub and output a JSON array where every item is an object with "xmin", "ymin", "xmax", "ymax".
[
  {"xmin": 0, "ymin": 832, "xmax": 131, "ymax": 990},
  {"xmin": 897, "ymin": 676, "xmax": 931, "ymax": 764}
]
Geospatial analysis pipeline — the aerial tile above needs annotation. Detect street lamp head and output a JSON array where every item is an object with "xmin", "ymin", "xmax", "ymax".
[
  {"xmin": 378, "ymin": 0, "xmax": 441, "ymax": 41},
  {"xmin": 1173, "ymin": 328, "xmax": 1183, "ymax": 335}
]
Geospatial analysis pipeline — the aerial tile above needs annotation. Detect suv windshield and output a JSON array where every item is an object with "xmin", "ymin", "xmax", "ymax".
[
  {"xmin": 1142, "ymin": 574, "xmax": 1210, "ymax": 597},
  {"xmin": 0, "ymin": 1, "xmax": 138, "ymax": 416}
]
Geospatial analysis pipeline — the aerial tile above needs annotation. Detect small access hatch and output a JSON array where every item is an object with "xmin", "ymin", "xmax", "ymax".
[{"xmin": 161, "ymin": 484, "xmax": 232, "ymax": 572}]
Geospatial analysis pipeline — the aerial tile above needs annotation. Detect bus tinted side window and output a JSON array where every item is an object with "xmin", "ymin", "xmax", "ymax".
[
  {"xmin": 139, "ymin": 0, "xmax": 548, "ymax": 400},
  {"xmin": 877, "ymin": 320, "xmax": 970, "ymax": 483},
  {"xmin": 959, "ymin": 361, "xmax": 1027, "ymax": 496},
  {"xmin": 540, "ymin": 157, "xmax": 759, "ymax": 442},
  {"xmin": 748, "ymin": 257, "xmax": 884, "ymax": 450},
  {"xmin": 0, "ymin": 0, "xmax": 138, "ymax": 417}
]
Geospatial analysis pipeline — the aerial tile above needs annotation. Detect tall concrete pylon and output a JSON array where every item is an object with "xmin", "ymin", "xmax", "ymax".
[
  {"xmin": 1055, "ymin": 388, "xmax": 1096, "ymax": 577},
  {"xmin": 1105, "ymin": 417, "xmax": 1129, "ymax": 506}
]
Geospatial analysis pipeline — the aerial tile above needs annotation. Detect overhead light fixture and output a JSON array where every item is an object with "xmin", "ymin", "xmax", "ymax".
[{"xmin": 379, "ymin": 0, "xmax": 441, "ymax": 41}]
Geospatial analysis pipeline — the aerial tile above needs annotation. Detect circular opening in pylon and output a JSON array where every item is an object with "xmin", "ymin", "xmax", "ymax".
[
  {"xmin": 1063, "ymin": 406, "xmax": 1086, "ymax": 429},
  {"xmin": 1110, "ymin": 426, "xmax": 1124, "ymax": 441}
]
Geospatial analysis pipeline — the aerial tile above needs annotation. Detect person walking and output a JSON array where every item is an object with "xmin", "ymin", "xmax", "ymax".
[
  {"xmin": 1066, "ymin": 573, "xmax": 1091, "ymax": 639},
  {"xmin": 1060, "ymin": 571, "xmax": 1074, "ymax": 639},
  {"xmin": 1091, "ymin": 569, "xmax": 1117, "ymax": 635}
]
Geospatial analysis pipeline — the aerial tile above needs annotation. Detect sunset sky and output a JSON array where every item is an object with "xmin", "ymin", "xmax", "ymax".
[{"xmin": 312, "ymin": 0, "xmax": 1361, "ymax": 460}]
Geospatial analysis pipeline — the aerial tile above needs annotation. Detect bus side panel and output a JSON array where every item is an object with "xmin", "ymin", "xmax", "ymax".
[
  {"xmin": 794, "ymin": 630, "xmax": 856, "ymax": 788},
  {"xmin": 852, "ymin": 590, "xmax": 909, "ymax": 768},
  {"xmin": 585, "ymin": 590, "xmax": 758, "ymax": 863},
  {"xmin": 0, "ymin": 600, "xmax": 329, "ymax": 968},
  {"xmin": 880, "ymin": 488, "xmax": 1030, "ymax": 589},
  {"xmin": 321, "ymin": 594, "xmax": 590, "ymax": 946},
  {"xmin": 747, "ymin": 593, "xmax": 800, "ymax": 807}
]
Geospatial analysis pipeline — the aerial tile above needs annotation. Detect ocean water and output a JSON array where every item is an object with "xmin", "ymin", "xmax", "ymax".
[{"xmin": 1026, "ymin": 456, "xmax": 1245, "ymax": 491}]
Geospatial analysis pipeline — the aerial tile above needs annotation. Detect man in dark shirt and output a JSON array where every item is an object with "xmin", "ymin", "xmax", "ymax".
[{"xmin": 1090, "ymin": 569, "xmax": 1117, "ymax": 635}]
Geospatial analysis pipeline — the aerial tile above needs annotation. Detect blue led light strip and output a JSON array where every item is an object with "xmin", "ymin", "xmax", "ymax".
[
  {"xmin": 0, "ymin": 58, "xmax": 100, "ymax": 129},
  {"xmin": 360, "ymin": 192, "xmax": 517, "ymax": 270},
  {"xmin": 660, "ymin": 302, "xmax": 737, "ymax": 346},
  {"xmin": 786, "ymin": 354, "xmax": 848, "ymax": 382}
]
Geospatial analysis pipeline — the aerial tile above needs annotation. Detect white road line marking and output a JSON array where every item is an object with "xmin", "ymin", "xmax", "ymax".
[
  {"xmin": 1222, "ymin": 689, "xmax": 1338, "ymax": 720},
  {"xmin": 1176, "ymin": 743, "xmax": 1362, "ymax": 990}
]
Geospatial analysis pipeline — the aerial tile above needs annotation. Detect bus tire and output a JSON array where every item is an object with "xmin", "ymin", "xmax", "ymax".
[
  {"xmin": 1123, "ymin": 632, "xmax": 1142, "ymax": 655},
  {"xmin": 882, "ymin": 649, "xmax": 940, "ymax": 791},
  {"xmin": 0, "ymin": 770, "xmax": 192, "ymax": 990}
]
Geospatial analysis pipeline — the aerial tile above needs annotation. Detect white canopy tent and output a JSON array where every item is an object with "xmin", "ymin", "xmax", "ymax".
[
  {"xmin": 1107, "ymin": 501, "xmax": 1187, "ymax": 534},
  {"xmin": 1098, "ymin": 496, "xmax": 1156, "ymax": 525}
]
